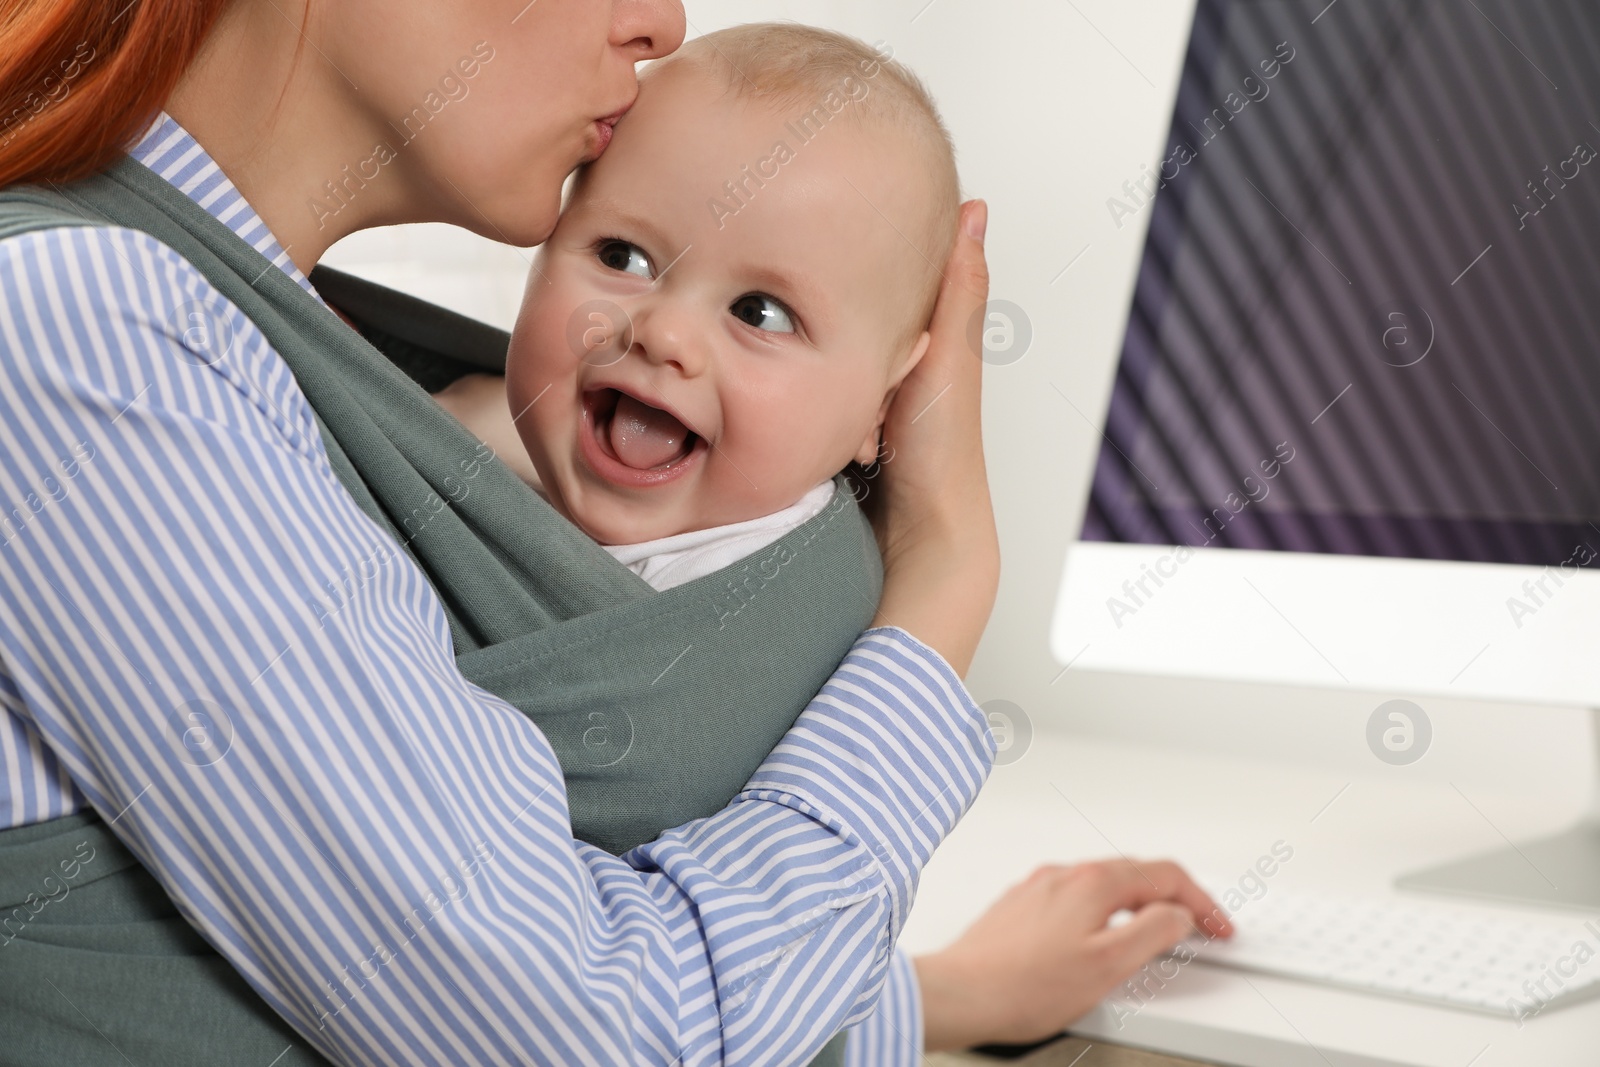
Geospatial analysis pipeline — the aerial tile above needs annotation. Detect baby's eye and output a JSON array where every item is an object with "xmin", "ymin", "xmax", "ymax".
[
  {"xmin": 596, "ymin": 239, "xmax": 653, "ymax": 279},
  {"xmin": 729, "ymin": 293, "xmax": 796, "ymax": 334}
]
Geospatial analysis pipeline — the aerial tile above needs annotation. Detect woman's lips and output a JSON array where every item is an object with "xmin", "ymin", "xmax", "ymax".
[
  {"xmin": 581, "ymin": 120, "xmax": 614, "ymax": 164},
  {"xmin": 582, "ymin": 97, "xmax": 632, "ymax": 164},
  {"xmin": 578, "ymin": 389, "xmax": 704, "ymax": 488}
]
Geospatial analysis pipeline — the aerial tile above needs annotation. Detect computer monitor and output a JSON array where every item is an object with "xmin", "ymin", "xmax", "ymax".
[{"xmin": 1050, "ymin": 0, "xmax": 1600, "ymax": 908}]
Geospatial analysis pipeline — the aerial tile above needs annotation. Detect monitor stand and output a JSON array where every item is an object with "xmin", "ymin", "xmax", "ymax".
[{"xmin": 1397, "ymin": 708, "xmax": 1600, "ymax": 911}]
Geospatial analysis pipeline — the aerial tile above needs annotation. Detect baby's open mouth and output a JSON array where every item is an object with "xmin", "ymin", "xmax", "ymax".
[{"xmin": 585, "ymin": 387, "xmax": 699, "ymax": 471}]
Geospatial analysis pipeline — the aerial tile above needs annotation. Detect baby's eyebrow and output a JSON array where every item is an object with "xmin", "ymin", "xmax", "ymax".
[{"xmin": 582, "ymin": 198, "xmax": 672, "ymax": 249}]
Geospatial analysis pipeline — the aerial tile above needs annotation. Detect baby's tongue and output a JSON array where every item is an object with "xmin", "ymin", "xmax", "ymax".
[{"xmin": 608, "ymin": 393, "xmax": 691, "ymax": 470}]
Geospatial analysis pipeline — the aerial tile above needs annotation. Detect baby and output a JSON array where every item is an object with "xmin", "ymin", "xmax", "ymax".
[{"xmin": 444, "ymin": 23, "xmax": 960, "ymax": 589}]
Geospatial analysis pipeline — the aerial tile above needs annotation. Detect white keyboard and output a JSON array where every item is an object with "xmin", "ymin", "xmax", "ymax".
[{"xmin": 1173, "ymin": 884, "xmax": 1600, "ymax": 1017}]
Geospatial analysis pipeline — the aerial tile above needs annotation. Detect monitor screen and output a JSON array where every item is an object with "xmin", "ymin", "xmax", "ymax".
[{"xmin": 1082, "ymin": 0, "xmax": 1600, "ymax": 567}]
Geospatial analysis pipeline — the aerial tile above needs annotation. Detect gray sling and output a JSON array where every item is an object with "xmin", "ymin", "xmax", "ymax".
[{"xmin": 0, "ymin": 159, "xmax": 876, "ymax": 1066}]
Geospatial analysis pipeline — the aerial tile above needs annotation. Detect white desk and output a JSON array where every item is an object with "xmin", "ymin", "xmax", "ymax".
[{"xmin": 901, "ymin": 730, "xmax": 1600, "ymax": 1067}]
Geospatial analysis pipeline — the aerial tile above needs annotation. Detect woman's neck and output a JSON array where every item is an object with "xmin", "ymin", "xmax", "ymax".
[{"xmin": 164, "ymin": 0, "xmax": 417, "ymax": 274}]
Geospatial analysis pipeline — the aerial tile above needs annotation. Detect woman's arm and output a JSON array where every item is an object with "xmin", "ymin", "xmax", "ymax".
[{"xmin": 0, "ymin": 225, "xmax": 994, "ymax": 1066}]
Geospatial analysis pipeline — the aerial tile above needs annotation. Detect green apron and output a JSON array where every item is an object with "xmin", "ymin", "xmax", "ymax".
[{"xmin": 0, "ymin": 159, "xmax": 875, "ymax": 1065}]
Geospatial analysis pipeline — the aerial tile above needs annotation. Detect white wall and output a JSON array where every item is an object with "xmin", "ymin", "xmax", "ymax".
[{"xmin": 323, "ymin": 2, "xmax": 1592, "ymax": 804}]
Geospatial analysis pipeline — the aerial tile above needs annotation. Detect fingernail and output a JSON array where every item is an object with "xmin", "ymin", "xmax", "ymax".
[{"xmin": 965, "ymin": 199, "xmax": 988, "ymax": 244}]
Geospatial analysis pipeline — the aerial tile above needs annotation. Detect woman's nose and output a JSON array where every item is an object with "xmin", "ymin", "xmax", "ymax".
[{"xmin": 611, "ymin": 0, "xmax": 687, "ymax": 62}]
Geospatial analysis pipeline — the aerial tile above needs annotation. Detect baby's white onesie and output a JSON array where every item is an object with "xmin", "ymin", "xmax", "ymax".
[{"xmin": 602, "ymin": 481, "xmax": 837, "ymax": 591}]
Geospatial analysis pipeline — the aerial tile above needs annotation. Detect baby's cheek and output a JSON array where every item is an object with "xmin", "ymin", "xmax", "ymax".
[
  {"xmin": 513, "ymin": 260, "xmax": 597, "ymax": 372},
  {"xmin": 717, "ymin": 405, "xmax": 836, "ymax": 509},
  {"xmin": 511, "ymin": 305, "xmax": 572, "ymax": 381},
  {"xmin": 504, "ymin": 351, "xmax": 570, "ymax": 479}
]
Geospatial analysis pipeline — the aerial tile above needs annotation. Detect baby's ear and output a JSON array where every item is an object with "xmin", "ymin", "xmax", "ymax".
[
  {"xmin": 853, "ymin": 330, "xmax": 933, "ymax": 466},
  {"xmin": 892, "ymin": 330, "xmax": 933, "ymax": 391}
]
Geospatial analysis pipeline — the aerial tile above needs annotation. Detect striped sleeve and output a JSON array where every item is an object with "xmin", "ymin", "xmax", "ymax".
[
  {"xmin": 0, "ymin": 224, "xmax": 994, "ymax": 1066},
  {"xmin": 844, "ymin": 950, "xmax": 923, "ymax": 1067}
]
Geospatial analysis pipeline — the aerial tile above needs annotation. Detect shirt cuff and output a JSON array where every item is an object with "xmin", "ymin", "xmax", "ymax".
[
  {"xmin": 844, "ymin": 948, "xmax": 924, "ymax": 1067},
  {"xmin": 742, "ymin": 625, "xmax": 996, "ymax": 954}
]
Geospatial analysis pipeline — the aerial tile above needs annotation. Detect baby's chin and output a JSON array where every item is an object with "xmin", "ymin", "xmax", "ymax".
[
  {"xmin": 539, "ymin": 472, "xmax": 699, "ymax": 546},
  {"xmin": 555, "ymin": 477, "xmax": 791, "ymax": 547},
  {"xmin": 567, "ymin": 501, "xmax": 706, "ymax": 547},
  {"xmin": 535, "ymin": 451, "xmax": 823, "ymax": 547}
]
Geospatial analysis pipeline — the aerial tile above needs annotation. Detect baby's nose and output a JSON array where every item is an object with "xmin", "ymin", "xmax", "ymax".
[{"xmin": 631, "ymin": 302, "xmax": 707, "ymax": 377}]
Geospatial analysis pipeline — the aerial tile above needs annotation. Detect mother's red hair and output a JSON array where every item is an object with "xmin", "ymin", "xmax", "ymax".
[{"xmin": 0, "ymin": 0, "xmax": 228, "ymax": 189}]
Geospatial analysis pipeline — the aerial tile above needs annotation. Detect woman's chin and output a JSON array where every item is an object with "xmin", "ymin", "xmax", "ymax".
[
  {"xmin": 499, "ymin": 209, "xmax": 562, "ymax": 249},
  {"xmin": 460, "ymin": 180, "xmax": 563, "ymax": 248}
]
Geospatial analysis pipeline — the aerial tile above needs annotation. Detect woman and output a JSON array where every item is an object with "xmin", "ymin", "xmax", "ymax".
[{"xmin": 0, "ymin": 1, "xmax": 1222, "ymax": 1063}]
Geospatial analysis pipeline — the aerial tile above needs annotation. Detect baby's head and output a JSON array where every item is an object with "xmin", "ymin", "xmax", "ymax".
[{"xmin": 506, "ymin": 23, "xmax": 960, "ymax": 545}]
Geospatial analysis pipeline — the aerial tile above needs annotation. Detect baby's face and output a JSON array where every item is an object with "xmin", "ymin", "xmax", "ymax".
[{"xmin": 506, "ymin": 59, "xmax": 933, "ymax": 545}]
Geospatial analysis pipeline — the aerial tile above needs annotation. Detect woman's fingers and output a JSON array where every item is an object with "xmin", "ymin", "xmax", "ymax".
[
  {"xmin": 867, "ymin": 199, "xmax": 999, "ymax": 673},
  {"xmin": 927, "ymin": 198, "xmax": 991, "ymax": 372},
  {"xmin": 1090, "ymin": 901, "xmax": 1195, "ymax": 983},
  {"xmin": 880, "ymin": 199, "xmax": 989, "ymax": 470},
  {"xmin": 914, "ymin": 857, "xmax": 1224, "ymax": 1051},
  {"xmin": 1063, "ymin": 859, "xmax": 1233, "ymax": 938}
]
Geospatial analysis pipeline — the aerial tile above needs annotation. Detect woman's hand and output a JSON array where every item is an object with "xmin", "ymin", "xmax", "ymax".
[
  {"xmin": 434, "ymin": 373, "xmax": 543, "ymax": 489},
  {"xmin": 913, "ymin": 859, "xmax": 1233, "ymax": 1051},
  {"xmin": 866, "ymin": 200, "xmax": 999, "ymax": 675}
]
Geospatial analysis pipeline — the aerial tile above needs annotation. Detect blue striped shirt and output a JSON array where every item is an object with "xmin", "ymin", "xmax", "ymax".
[{"xmin": 0, "ymin": 114, "xmax": 989, "ymax": 1065}]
